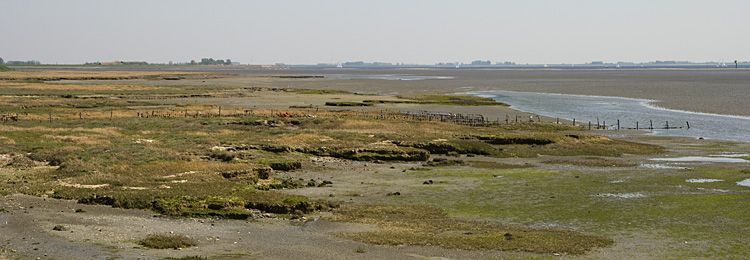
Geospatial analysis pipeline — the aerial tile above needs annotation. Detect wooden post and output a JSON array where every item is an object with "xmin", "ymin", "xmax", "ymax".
[
  {"xmin": 79, "ymin": 112, "xmax": 82, "ymax": 120},
  {"xmin": 556, "ymin": 117, "xmax": 559, "ymax": 124},
  {"xmin": 686, "ymin": 121, "xmax": 690, "ymax": 129},
  {"xmin": 588, "ymin": 121, "xmax": 591, "ymax": 130},
  {"xmin": 665, "ymin": 121, "xmax": 669, "ymax": 129},
  {"xmin": 603, "ymin": 121, "xmax": 606, "ymax": 129},
  {"xmin": 650, "ymin": 120, "xmax": 653, "ymax": 130},
  {"xmin": 596, "ymin": 117, "xmax": 600, "ymax": 129},
  {"xmin": 110, "ymin": 109, "xmax": 113, "ymax": 120},
  {"xmin": 636, "ymin": 121, "xmax": 639, "ymax": 130},
  {"xmin": 617, "ymin": 119, "xmax": 620, "ymax": 130},
  {"xmin": 573, "ymin": 118, "xmax": 576, "ymax": 126},
  {"xmin": 515, "ymin": 115, "xmax": 518, "ymax": 123}
]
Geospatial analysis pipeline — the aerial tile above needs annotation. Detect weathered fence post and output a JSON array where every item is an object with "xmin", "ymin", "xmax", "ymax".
[
  {"xmin": 617, "ymin": 119, "xmax": 620, "ymax": 130},
  {"xmin": 686, "ymin": 121, "xmax": 690, "ymax": 129}
]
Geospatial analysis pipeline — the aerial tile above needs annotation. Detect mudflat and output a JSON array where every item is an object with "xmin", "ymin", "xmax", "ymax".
[{"xmin": 200, "ymin": 68, "xmax": 750, "ymax": 116}]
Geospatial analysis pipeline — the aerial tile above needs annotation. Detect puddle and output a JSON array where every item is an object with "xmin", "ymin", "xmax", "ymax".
[
  {"xmin": 651, "ymin": 156, "xmax": 749, "ymax": 163},
  {"xmin": 696, "ymin": 188, "xmax": 730, "ymax": 193},
  {"xmin": 639, "ymin": 163, "xmax": 689, "ymax": 170},
  {"xmin": 59, "ymin": 182, "xmax": 109, "ymax": 189},
  {"xmin": 594, "ymin": 192, "xmax": 647, "ymax": 199},
  {"xmin": 708, "ymin": 153, "xmax": 749, "ymax": 158},
  {"xmin": 737, "ymin": 179, "xmax": 750, "ymax": 187},
  {"xmin": 686, "ymin": 178, "xmax": 723, "ymax": 183},
  {"xmin": 134, "ymin": 139, "xmax": 157, "ymax": 144},
  {"xmin": 609, "ymin": 179, "xmax": 626, "ymax": 184}
]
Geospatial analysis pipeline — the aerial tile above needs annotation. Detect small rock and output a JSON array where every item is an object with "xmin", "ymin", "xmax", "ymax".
[{"xmin": 52, "ymin": 225, "xmax": 68, "ymax": 231}]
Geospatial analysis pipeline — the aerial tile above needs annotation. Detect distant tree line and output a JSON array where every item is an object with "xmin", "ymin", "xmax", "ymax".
[
  {"xmin": 85, "ymin": 61, "xmax": 149, "ymax": 66},
  {"xmin": 1, "ymin": 59, "xmax": 40, "ymax": 65},
  {"xmin": 190, "ymin": 58, "xmax": 233, "ymax": 65}
]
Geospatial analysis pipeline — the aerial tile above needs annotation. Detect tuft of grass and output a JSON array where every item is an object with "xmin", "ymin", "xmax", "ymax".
[
  {"xmin": 138, "ymin": 234, "xmax": 197, "ymax": 249},
  {"xmin": 4, "ymin": 155, "xmax": 36, "ymax": 168}
]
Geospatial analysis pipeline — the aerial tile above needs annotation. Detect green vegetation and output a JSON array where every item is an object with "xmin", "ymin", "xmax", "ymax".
[
  {"xmin": 325, "ymin": 101, "xmax": 373, "ymax": 107},
  {"xmin": 383, "ymin": 166, "xmax": 750, "ymax": 257},
  {"xmin": 138, "ymin": 234, "xmax": 197, "ymax": 249},
  {"xmin": 332, "ymin": 204, "xmax": 612, "ymax": 254},
  {"xmin": 365, "ymin": 94, "xmax": 507, "ymax": 106},
  {"xmin": 0, "ymin": 64, "xmax": 10, "ymax": 72},
  {"xmin": 164, "ymin": 256, "xmax": 208, "ymax": 260},
  {"xmin": 542, "ymin": 157, "xmax": 637, "ymax": 167}
]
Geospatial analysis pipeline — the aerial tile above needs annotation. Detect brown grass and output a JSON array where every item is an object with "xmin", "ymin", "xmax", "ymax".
[
  {"xmin": 0, "ymin": 70, "xmax": 195, "ymax": 81},
  {"xmin": 0, "ymin": 82, "xmax": 158, "ymax": 91}
]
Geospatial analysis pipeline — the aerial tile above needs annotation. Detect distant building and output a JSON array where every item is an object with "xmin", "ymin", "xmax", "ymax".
[{"xmin": 470, "ymin": 60, "xmax": 491, "ymax": 66}]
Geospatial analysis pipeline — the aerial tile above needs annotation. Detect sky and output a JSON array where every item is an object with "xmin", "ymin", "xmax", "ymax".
[{"xmin": 1, "ymin": 0, "xmax": 748, "ymax": 65}]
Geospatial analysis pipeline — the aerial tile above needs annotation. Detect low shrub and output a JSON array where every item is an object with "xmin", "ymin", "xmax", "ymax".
[
  {"xmin": 270, "ymin": 161, "xmax": 302, "ymax": 171},
  {"xmin": 138, "ymin": 234, "xmax": 197, "ymax": 249}
]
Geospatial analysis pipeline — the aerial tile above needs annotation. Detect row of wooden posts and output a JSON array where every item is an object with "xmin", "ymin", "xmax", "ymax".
[
  {"xmin": 2, "ymin": 107, "xmax": 691, "ymax": 132},
  {"xmin": 396, "ymin": 110, "xmax": 690, "ymax": 130}
]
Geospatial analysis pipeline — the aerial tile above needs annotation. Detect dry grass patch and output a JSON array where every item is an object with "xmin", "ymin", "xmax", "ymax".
[
  {"xmin": 0, "ymin": 70, "xmax": 195, "ymax": 81},
  {"xmin": 0, "ymin": 82, "xmax": 158, "ymax": 91},
  {"xmin": 331, "ymin": 204, "xmax": 613, "ymax": 255},
  {"xmin": 43, "ymin": 134, "xmax": 109, "ymax": 145}
]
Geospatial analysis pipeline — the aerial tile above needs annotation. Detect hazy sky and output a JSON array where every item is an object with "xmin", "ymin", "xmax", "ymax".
[{"xmin": 1, "ymin": 0, "xmax": 748, "ymax": 64}]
